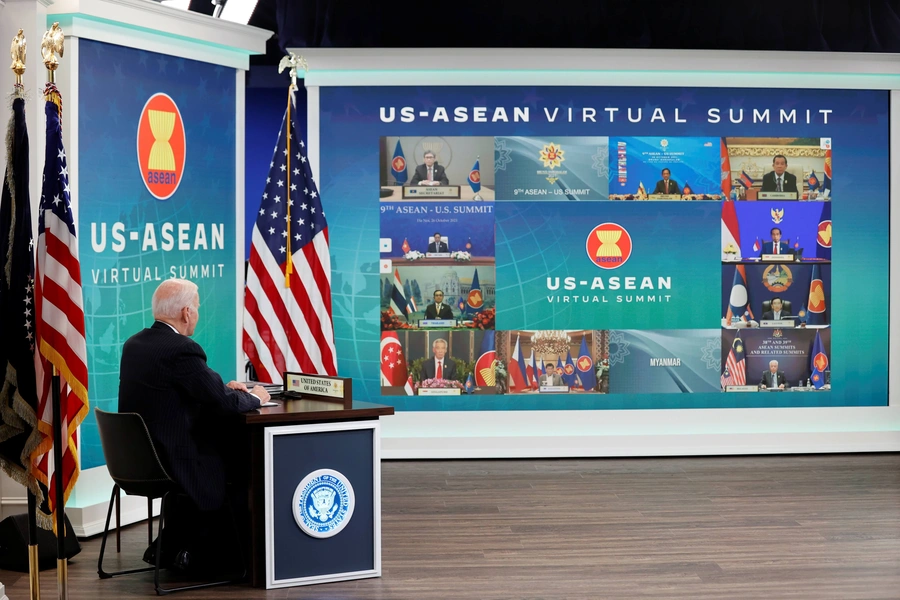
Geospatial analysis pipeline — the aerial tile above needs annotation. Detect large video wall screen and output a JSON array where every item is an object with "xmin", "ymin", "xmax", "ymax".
[{"xmin": 317, "ymin": 86, "xmax": 889, "ymax": 411}]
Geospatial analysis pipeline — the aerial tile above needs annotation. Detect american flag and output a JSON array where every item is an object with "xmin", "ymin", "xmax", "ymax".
[
  {"xmin": 723, "ymin": 332, "xmax": 746, "ymax": 388},
  {"xmin": 33, "ymin": 83, "xmax": 89, "ymax": 530},
  {"xmin": 243, "ymin": 95, "xmax": 336, "ymax": 382}
]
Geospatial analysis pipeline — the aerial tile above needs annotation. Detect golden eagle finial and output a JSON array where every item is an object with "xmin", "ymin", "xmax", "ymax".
[
  {"xmin": 10, "ymin": 29, "xmax": 25, "ymax": 84},
  {"xmin": 41, "ymin": 22, "xmax": 64, "ymax": 78}
]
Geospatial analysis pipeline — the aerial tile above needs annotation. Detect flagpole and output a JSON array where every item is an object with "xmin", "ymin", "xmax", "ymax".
[
  {"xmin": 10, "ymin": 28, "xmax": 42, "ymax": 600},
  {"xmin": 42, "ymin": 24, "xmax": 68, "ymax": 600}
]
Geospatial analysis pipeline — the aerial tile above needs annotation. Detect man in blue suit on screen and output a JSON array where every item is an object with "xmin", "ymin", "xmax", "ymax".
[{"xmin": 760, "ymin": 227, "xmax": 792, "ymax": 256}]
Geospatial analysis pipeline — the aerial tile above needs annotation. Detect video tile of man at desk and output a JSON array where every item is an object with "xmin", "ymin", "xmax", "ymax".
[
  {"xmin": 760, "ymin": 155, "xmax": 799, "ymax": 194},
  {"xmin": 759, "ymin": 359, "xmax": 789, "ymax": 389},
  {"xmin": 539, "ymin": 363, "xmax": 565, "ymax": 386},
  {"xmin": 424, "ymin": 289, "xmax": 455, "ymax": 320},
  {"xmin": 118, "ymin": 278, "xmax": 269, "ymax": 575},
  {"xmin": 760, "ymin": 227, "xmax": 792, "ymax": 256},
  {"xmin": 652, "ymin": 168, "xmax": 682, "ymax": 195},
  {"xmin": 428, "ymin": 232, "xmax": 450, "ymax": 253},
  {"xmin": 761, "ymin": 297, "xmax": 792, "ymax": 321},
  {"xmin": 422, "ymin": 338, "xmax": 458, "ymax": 380},
  {"xmin": 410, "ymin": 150, "xmax": 450, "ymax": 186}
]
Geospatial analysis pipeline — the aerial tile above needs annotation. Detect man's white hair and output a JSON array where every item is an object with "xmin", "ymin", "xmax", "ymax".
[
  {"xmin": 769, "ymin": 359, "xmax": 779, "ymax": 367},
  {"xmin": 152, "ymin": 279, "xmax": 198, "ymax": 320},
  {"xmin": 432, "ymin": 338, "xmax": 448, "ymax": 350}
]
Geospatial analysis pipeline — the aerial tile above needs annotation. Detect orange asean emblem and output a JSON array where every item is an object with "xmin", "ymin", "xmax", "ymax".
[
  {"xmin": 469, "ymin": 170, "xmax": 481, "ymax": 184},
  {"xmin": 807, "ymin": 280, "xmax": 826, "ymax": 312},
  {"xmin": 577, "ymin": 355, "xmax": 592, "ymax": 372},
  {"xmin": 392, "ymin": 156, "xmax": 406, "ymax": 171},
  {"xmin": 137, "ymin": 93, "xmax": 186, "ymax": 200},
  {"xmin": 585, "ymin": 223, "xmax": 632, "ymax": 270},
  {"xmin": 813, "ymin": 352, "xmax": 828, "ymax": 371},
  {"xmin": 466, "ymin": 289, "xmax": 484, "ymax": 309},
  {"xmin": 564, "ymin": 364, "xmax": 575, "ymax": 375},
  {"xmin": 817, "ymin": 220, "xmax": 832, "ymax": 248}
]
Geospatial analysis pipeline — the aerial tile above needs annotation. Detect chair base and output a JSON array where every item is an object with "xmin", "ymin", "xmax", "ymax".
[{"xmin": 97, "ymin": 486, "xmax": 247, "ymax": 595}]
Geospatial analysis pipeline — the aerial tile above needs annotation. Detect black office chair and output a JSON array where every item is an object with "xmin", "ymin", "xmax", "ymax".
[
  {"xmin": 761, "ymin": 299, "xmax": 793, "ymax": 316},
  {"xmin": 94, "ymin": 408, "xmax": 244, "ymax": 595}
]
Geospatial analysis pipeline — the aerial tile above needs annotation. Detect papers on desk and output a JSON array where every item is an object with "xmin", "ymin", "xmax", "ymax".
[{"xmin": 259, "ymin": 401, "xmax": 280, "ymax": 407}]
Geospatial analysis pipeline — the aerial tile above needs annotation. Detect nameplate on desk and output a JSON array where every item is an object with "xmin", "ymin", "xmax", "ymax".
[
  {"xmin": 760, "ymin": 319, "xmax": 795, "ymax": 328},
  {"xmin": 761, "ymin": 254, "xmax": 794, "ymax": 262},
  {"xmin": 419, "ymin": 319, "xmax": 456, "ymax": 328},
  {"xmin": 425, "ymin": 252, "xmax": 451, "ymax": 258},
  {"xmin": 648, "ymin": 194, "xmax": 682, "ymax": 200},
  {"xmin": 725, "ymin": 385, "xmax": 758, "ymax": 392},
  {"xmin": 417, "ymin": 387, "xmax": 461, "ymax": 396},
  {"xmin": 284, "ymin": 372, "xmax": 350, "ymax": 402},
  {"xmin": 402, "ymin": 185, "xmax": 461, "ymax": 199},
  {"xmin": 539, "ymin": 385, "xmax": 569, "ymax": 393},
  {"xmin": 758, "ymin": 192, "xmax": 797, "ymax": 199}
]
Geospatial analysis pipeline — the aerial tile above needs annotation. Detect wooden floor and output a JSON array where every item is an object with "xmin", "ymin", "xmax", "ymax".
[{"xmin": 2, "ymin": 454, "xmax": 899, "ymax": 599}]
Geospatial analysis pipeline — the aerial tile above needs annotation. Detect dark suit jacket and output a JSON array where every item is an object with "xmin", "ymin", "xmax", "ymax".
[
  {"xmin": 760, "ymin": 241, "xmax": 792, "ymax": 255},
  {"xmin": 760, "ymin": 171, "xmax": 798, "ymax": 193},
  {"xmin": 410, "ymin": 163, "xmax": 450, "ymax": 186},
  {"xmin": 759, "ymin": 370, "xmax": 790, "ymax": 388},
  {"xmin": 422, "ymin": 357, "xmax": 457, "ymax": 381},
  {"xmin": 424, "ymin": 302, "xmax": 454, "ymax": 320},
  {"xmin": 762, "ymin": 309, "xmax": 793, "ymax": 321},
  {"xmin": 652, "ymin": 179, "xmax": 681, "ymax": 195},
  {"xmin": 427, "ymin": 241, "xmax": 449, "ymax": 253},
  {"xmin": 118, "ymin": 321, "xmax": 260, "ymax": 511}
]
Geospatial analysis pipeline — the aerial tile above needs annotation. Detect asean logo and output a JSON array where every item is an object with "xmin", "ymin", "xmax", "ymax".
[
  {"xmin": 762, "ymin": 265, "xmax": 793, "ymax": 293},
  {"xmin": 468, "ymin": 169, "xmax": 481, "ymax": 185},
  {"xmin": 137, "ymin": 93, "xmax": 185, "ymax": 200},
  {"xmin": 467, "ymin": 288, "xmax": 484, "ymax": 310},
  {"xmin": 292, "ymin": 469, "xmax": 355, "ymax": 539},
  {"xmin": 585, "ymin": 223, "xmax": 633, "ymax": 270},
  {"xmin": 576, "ymin": 354, "xmax": 593, "ymax": 373},
  {"xmin": 474, "ymin": 350, "xmax": 498, "ymax": 386},
  {"xmin": 808, "ymin": 279, "xmax": 826, "ymax": 313},
  {"xmin": 392, "ymin": 155, "xmax": 406, "ymax": 172},
  {"xmin": 817, "ymin": 220, "xmax": 832, "ymax": 248},
  {"xmin": 813, "ymin": 352, "xmax": 828, "ymax": 372},
  {"xmin": 563, "ymin": 363, "xmax": 575, "ymax": 377}
]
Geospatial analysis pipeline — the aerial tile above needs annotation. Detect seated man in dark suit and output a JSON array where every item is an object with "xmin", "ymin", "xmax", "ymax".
[
  {"xmin": 409, "ymin": 150, "xmax": 450, "ymax": 186},
  {"xmin": 760, "ymin": 155, "xmax": 798, "ymax": 194},
  {"xmin": 427, "ymin": 232, "xmax": 449, "ymax": 253},
  {"xmin": 539, "ymin": 363, "xmax": 564, "ymax": 386},
  {"xmin": 421, "ymin": 338, "xmax": 457, "ymax": 380},
  {"xmin": 759, "ymin": 359, "xmax": 789, "ymax": 389},
  {"xmin": 761, "ymin": 297, "xmax": 792, "ymax": 321},
  {"xmin": 760, "ymin": 227, "xmax": 792, "ymax": 256},
  {"xmin": 652, "ymin": 168, "xmax": 681, "ymax": 195},
  {"xmin": 424, "ymin": 289, "xmax": 454, "ymax": 320},
  {"xmin": 119, "ymin": 279, "xmax": 269, "ymax": 574}
]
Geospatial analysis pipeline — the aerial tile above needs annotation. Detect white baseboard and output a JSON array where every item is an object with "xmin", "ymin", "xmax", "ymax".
[
  {"xmin": 66, "ymin": 496, "xmax": 161, "ymax": 538},
  {"xmin": 382, "ymin": 431, "xmax": 900, "ymax": 459}
]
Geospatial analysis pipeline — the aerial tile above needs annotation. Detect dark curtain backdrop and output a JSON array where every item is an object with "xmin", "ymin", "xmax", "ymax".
[{"xmin": 272, "ymin": 0, "xmax": 900, "ymax": 52}]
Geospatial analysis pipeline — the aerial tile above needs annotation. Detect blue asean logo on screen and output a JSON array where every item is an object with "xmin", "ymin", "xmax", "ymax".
[
  {"xmin": 136, "ymin": 93, "xmax": 186, "ymax": 200},
  {"xmin": 292, "ymin": 468, "xmax": 356, "ymax": 538}
]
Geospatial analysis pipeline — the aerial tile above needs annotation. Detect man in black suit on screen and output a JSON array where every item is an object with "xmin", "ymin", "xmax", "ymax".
[
  {"xmin": 424, "ymin": 289, "xmax": 454, "ymax": 320},
  {"xmin": 759, "ymin": 359, "xmax": 789, "ymax": 389},
  {"xmin": 119, "ymin": 279, "xmax": 269, "ymax": 573},
  {"xmin": 427, "ymin": 232, "xmax": 449, "ymax": 254},
  {"xmin": 421, "ymin": 338, "xmax": 457, "ymax": 381},
  {"xmin": 760, "ymin": 155, "xmax": 798, "ymax": 194},
  {"xmin": 409, "ymin": 150, "xmax": 450, "ymax": 186},
  {"xmin": 652, "ymin": 168, "xmax": 681, "ymax": 195}
]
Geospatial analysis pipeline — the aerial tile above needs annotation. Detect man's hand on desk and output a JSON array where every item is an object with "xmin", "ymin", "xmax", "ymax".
[
  {"xmin": 249, "ymin": 385, "xmax": 271, "ymax": 404},
  {"xmin": 226, "ymin": 381, "xmax": 270, "ymax": 404}
]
